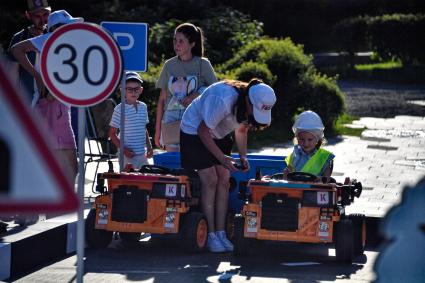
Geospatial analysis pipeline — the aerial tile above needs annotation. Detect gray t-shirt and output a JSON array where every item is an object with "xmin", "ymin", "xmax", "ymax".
[{"xmin": 156, "ymin": 56, "xmax": 217, "ymax": 115}]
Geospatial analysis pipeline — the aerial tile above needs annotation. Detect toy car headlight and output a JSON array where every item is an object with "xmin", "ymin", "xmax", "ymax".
[
  {"xmin": 246, "ymin": 211, "xmax": 258, "ymax": 232},
  {"xmin": 96, "ymin": 204, "xmax": 108, "ymax": 224},
  {"xmin": 165, "ymin": 208, "xmax": 177, "ymax": 228}
]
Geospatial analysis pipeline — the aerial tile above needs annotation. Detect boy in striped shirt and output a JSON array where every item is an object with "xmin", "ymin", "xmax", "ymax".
[{"xmin": 109, "ymin": 72, "xmax": 153, "ymax": 170}]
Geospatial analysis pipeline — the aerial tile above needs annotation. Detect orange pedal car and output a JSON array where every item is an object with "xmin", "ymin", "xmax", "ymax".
[
  {"xmin": 233, "ymin": 172, "xmax": 365, "ymax": 263},
  {"xmin": 85, "ymin": 165, "xmax": 207, "ymax": 252}
]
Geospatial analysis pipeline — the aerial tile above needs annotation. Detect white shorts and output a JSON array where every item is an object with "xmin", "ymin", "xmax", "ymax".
[{"xmin": 123, "ymin": 154, "xmax": 148, "ymax": 170}]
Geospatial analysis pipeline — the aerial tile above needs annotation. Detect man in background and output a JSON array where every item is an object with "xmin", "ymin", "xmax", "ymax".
[{"xmin": 7, "ymin": 0, "xmax": 50, "ymax": 104}]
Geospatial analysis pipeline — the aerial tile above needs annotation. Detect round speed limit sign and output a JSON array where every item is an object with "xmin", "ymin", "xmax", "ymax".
[{"xmin": 40, "ymin": 23, "xmax": 122, "ymax": 106}]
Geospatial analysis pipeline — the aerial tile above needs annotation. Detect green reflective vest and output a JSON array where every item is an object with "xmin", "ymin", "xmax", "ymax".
[{"xmin": 285, "ymin": 148, "xmax": 333, "ymax": 176}]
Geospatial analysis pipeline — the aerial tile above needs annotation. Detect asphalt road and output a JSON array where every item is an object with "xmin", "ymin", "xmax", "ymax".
[
  {"xmin": 6, "ymin": 80, "xmax": 425, "ymax": 282},
  {"xmin": 12, "ymin": 237, "xmax": 377, "ymax": 282},
  {"xmin": 339, "ymin": 80, "xmax": 425, "ymax": 118}
]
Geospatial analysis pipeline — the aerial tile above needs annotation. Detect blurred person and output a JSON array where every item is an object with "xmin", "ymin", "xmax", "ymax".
[
  {"xmin": 11, "ymin": 10, "xmax": 84, "ymax": 188},
  {"xmin": 7, "ymin": 0, "xmax": 50, "ymax": 104},
  {"xmin": 1, "ymin": 1, "xmax": 51, "ymax": 228}
]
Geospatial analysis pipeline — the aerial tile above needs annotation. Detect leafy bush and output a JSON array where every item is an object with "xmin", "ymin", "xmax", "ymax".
[
  {"xmin": 333, "ymin": 13, "xmax": 425, "ymax": 65},
  {"xmin": 232, "ymin": 61, "xmax": 276, "ymax": 85},
  {"xmin": 298, "ymin": 73, "xmax": 346, "ymax": 135},
  {"xmin": 135, "ymin": 66, "xmax": 163, "ymax": 133},
  {"xmin": 333, "ymin": 16, "xmax": 371, "ymax": 67},
  {"xmin": 147, "ymin": 6, "xmax": 263, "ymax": 65},
  {"xmin": 221, "ymin": 38, "xmax": 346, "ymax": 134},
  {"xmin": 368, "ymin": 13, "xmax": 425, "ymax": 65},
  {"xmin": 201, "ymin": 6, "xmax": 264, "ymax": 64},
  {"xmin": 149, "ymin": 20, "xmax": 180, "ymax": 65}
]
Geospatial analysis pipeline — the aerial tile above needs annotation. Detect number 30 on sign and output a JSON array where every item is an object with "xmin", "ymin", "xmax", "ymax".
[{"xmin": 40, "ymin": 23, "xmax": 122, "ymax": 107}]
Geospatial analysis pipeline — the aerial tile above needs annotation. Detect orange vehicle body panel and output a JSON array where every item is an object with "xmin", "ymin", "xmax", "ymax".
[
  {"xmin": 92, "ymin": 172, "xmax": 192, "ymax": 234},
  {"xmin": 242, "ymin": 180, "xmax": 340, "ymax": 243}
]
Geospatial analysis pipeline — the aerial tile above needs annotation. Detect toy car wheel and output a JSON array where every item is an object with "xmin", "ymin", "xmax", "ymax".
[
  {"xmin": 233, "ymin": 214, "xmax": 250, "ymax": 256},
  {"xmin": 85, "ymin": 208, "xmax": 113, "ymax": 249},
  {"xmin": 120, "ymin": 232, "xmax": 141, "ymax": 245},
  {"xmin": 180, "ymin": 212, "xmax": 208, "ymax": 253},
  {"xmin": 334, "ymin": 218, "xmax": 354, "ymax": 264},
  {"xmin": 348, "ymin": 214, "xmax": 366, "ymax": 256}
]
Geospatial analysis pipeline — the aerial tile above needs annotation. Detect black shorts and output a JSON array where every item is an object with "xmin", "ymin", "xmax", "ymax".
[{"xmin": 180, "ymin": 131, "xmax": 233, "ymax": 170}]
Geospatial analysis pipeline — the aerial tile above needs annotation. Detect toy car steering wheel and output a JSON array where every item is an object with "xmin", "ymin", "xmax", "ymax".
[
  {"xmin": 139, "ymin": 165, "xmax": 170, "ymax": 175},
  {"xmin": 286, "ymin": 171, "xmax": 317, "ymax": 182},
  {"xmin": 270, "ymin": 173, "xmax": 285, "ymax": 180}
]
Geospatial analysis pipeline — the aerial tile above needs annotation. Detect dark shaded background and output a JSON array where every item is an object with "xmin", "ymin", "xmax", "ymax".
[{"xmin": 1, "ymin": 0, "xmax": 425, "ymax": 53}]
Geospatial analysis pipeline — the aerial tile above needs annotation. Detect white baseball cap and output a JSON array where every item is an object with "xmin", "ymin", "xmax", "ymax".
[
  {"xmin": 248, "ymin": 83, "xmax": 277, "ymax": 124},
  {"xmin": 47, "ymin": 10, "xmax": 83, "ymax": 32},
  {"xmin": 125, "ymin": 71, "xmax": 143, "ymax": 84}
]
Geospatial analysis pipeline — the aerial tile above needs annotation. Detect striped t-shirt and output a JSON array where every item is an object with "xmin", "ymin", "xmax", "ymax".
[{"xmin": 109, "ymin": 101, "xmax": 149, "ymax": 155}]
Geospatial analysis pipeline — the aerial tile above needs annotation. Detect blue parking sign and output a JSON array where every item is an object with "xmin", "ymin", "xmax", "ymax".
[{"xmin": 101, "ymin": 22, "xmax": 148, "ymax": 72}]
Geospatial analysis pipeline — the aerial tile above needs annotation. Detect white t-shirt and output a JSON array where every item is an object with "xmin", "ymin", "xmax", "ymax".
[
  {"xmin": 180, "ymin": 81, "xmax": 241, "ymax": 139},
  {"xmin": 30, "ymin": 33, "xmax": 49, "ymax": 52}
]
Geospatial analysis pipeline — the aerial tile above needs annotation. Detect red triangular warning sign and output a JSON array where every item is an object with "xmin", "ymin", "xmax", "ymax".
[{"xmin": 0, "ymin": 56, "xmax": 78, "ymax": 213}]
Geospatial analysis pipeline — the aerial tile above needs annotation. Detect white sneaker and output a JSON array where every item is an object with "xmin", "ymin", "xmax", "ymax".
[
  {"xmin": 207, "ymin": 232, "xmax": 226, "ymax": 253},
  {"xmin": 216, "ymin": 231, "xmax": 234, "ymax": 251}
]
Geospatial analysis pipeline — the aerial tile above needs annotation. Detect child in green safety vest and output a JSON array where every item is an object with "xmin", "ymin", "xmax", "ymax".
[{"xmin": 283, "ymin": 110, "xmax": 335, "ymax": 181}]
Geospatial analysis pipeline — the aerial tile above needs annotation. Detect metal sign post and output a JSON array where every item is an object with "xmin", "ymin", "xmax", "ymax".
[
  {"xmin": 120, "ymin": 73, "xmax": 125, "ymax": 171},
  {"xmin": 40, "ymin": 22, "xmax": 122, "ymax": 283},
  {"xmin": 101, "ymin": 22, "xmax": 149, "ymax": 172},
  {"xmin": 76, "ymin": 107, "xmax": 85, "ymax": 282}
]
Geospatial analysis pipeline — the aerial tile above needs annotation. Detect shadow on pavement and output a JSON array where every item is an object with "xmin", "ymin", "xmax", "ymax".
[{"xmin": 80, "ymin": 238, "xmax": 368, "ymax": 283}]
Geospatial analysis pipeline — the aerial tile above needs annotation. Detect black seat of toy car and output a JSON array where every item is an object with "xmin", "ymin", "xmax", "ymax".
[
  {"xmin": 140, "ymin": 165, "xmax": 201, "ymax": 197},
  {"xmin": 139, "ymin": 165, "xmax": 198, "ymax": 178}
]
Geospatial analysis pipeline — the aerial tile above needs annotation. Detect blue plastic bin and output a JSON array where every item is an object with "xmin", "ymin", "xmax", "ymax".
[{"xmin": 153, "ymin": 152, "xmax": 287, "ymax": 213}]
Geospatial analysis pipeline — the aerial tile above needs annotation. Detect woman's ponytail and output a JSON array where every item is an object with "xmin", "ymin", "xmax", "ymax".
[{"xmin": 231, "ymin": 78, "xmax": 263, "ymax": 123}]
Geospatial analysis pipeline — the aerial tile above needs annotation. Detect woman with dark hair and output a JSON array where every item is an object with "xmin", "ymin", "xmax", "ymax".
[
  {"xmin": 155, "ymin": 22, "xmax": 217, "ymax": 151},
  {"xmin": 180, "ymin": 78, "xmax": 277, "ymax": 252}
]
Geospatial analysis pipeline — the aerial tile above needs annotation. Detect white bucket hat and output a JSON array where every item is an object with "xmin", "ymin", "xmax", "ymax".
[{"xmin": 47, "ymin": 10, "xmax": 83, "ymax": 32}]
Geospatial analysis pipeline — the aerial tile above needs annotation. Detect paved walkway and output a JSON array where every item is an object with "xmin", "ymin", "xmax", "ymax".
[
  {"xmin": 81, "ymin": 115, "xmax": 425, "ymax": 218},
  {"xmin": 2, "ymin": 115, "xmax": 424, "ymax": 281},
  {"xmin": 257, "ymin": 115, "xmax": 425, "ymax": 217}
]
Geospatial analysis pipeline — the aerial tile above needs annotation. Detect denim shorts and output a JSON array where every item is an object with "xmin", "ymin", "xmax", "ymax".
[
  {"xmin": 161, "ymin": 109, "xmax": 185, "ymax": 147},
  {"xmin": 162, "ymin": 109, "xmax": 185, "ymax": 124}
]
